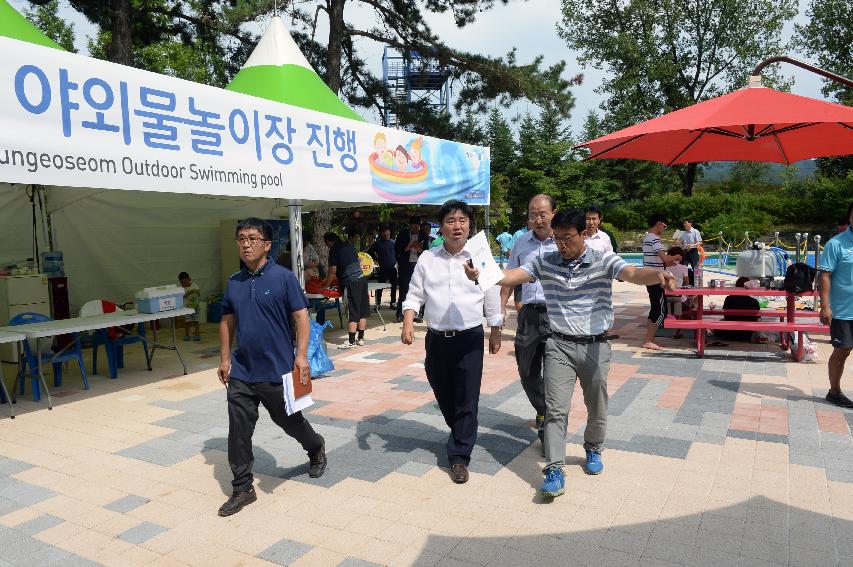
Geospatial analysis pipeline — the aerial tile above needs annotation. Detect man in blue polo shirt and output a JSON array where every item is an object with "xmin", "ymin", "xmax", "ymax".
[
  {"xmin": 466, "ymin": 209, "xmax": 676, "ymax": 498},
  {"xmin": 819, "ymin": 202, "xmax": 853, "ymax": 408},
  {"xmin": 217, "ymin": 218, "xmax": 326, "ymax": 517}
]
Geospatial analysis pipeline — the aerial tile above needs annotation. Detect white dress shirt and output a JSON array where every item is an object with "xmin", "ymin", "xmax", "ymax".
[
  {"xmin": 402, "ymin": 243, "xmax": 503, "ymax": 331},
  {"xmin": 507, "ymin": 231, "xmax": 557, "ymax": 304},
  {"xmin": 584, "ymin": 230, "xmax": 614, "ymax": 253}
]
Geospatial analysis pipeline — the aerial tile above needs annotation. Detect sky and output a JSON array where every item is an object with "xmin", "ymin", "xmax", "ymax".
[{"xmin": 10, "ymin": 0, "xmax": 828, "ymax": 137}]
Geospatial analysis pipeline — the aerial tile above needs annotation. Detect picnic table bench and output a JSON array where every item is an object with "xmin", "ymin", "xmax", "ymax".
[{"xmin": 664, "ymin": 287, "xmax": 828, "ymax": 361}]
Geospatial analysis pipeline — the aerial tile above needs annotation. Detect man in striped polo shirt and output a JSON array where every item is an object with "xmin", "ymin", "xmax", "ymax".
[
  {"xmin": 465, "ymin": 209, "xmax": 676, "ymax": 497},
  {"xmin": 642, "ymin": 214, "xmax": 682, "ymax": 350}
]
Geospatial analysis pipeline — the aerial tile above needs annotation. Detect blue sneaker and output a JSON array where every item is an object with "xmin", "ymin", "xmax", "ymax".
[
  {"xmin": 540, "ymin": 466, "xmax": 565, "ymax": 497},
  {"xmin": 584, "ymin": 450, "xmax": 603, "ymax": 475}
]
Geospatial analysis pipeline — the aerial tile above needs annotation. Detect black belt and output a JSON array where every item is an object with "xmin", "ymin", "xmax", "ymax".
[
  {"xmin": 427, "ymin": 326, "xmax": 481, "ymax": 338},
  {"xmin": 525, "ymin": 303, "xmax": 547, "ymax": 313},
  {"xmin": 551, "ymin": 330, "xmax": 608, "ymax": 344}
]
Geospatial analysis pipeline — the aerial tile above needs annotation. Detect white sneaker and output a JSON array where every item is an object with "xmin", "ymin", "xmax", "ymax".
[
  {"xmin": 337, "ymin": 341, "xmax": 357, "ymax": 350},
  {"xmin": 356, "ymin": 338, "xmax": 365, "ymax": 346}
]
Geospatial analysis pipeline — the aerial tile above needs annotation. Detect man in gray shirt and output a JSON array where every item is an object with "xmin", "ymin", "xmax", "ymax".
[{"xmin": 466, "ymin": 209, "xmax": 675, "ymax": 498}]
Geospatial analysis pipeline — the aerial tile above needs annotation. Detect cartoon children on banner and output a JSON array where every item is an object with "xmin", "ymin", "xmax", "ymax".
[{"xmin": 371, "ymin": 133, "xmax": 428, "ymax": 175}]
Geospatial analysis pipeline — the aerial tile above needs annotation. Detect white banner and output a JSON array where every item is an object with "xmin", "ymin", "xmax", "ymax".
[{"xmin": 0, "ymin": 37, "xmax": 490, "ymax": 205}]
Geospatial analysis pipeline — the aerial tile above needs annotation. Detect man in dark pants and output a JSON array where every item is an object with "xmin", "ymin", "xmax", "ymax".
[
  {"xmin": 367, "ymin": 225, "xmax": 398, "ymax": 309},
  {"xmin": 395, "ymin": 216, "xmax": 428, "ymax": 322},
  {"xmin": 217, "ymin": 218, "xmax": 326, "ymax": 517},
  {"xmin": 401, "ymin": 200, "xmax": 503, "ymax": 484},
  {"xmin": 680, "ymin": 219, "xmax": 702, "ymax": 286},
  {"xmin": 320, "ymin": 232, "xmax": 371, "ymax": 349},
  {"xmin": 501, "ymin": 194, "xmax": 557, "ymax": 446}
]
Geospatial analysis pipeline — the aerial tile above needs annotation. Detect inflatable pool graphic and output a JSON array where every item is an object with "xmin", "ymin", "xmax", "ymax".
[{"xmin": 369, "ymin": 133, "xmax": 489, "ymax": 204}]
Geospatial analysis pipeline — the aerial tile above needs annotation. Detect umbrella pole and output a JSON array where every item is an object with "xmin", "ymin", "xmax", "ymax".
[{"xmin": 752, "ymin": 56, "xmax": 853, "ymax": 89}]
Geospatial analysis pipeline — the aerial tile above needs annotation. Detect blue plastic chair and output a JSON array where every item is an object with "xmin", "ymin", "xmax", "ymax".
[
  {"xmin": 84, "ymin": 300, "xmax": 150, "ymax": 379},
  {"xmin": 9, "ymin": 312, "xmax": 89, "ymax": 401}
]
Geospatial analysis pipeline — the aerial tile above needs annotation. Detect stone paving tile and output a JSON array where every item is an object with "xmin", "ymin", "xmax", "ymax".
[
  {"xmin": 16, "ymin": 513, "xmax": 63, "ymax": 536},
  {"xmin": 258, "ymin": 537, "xmax": 313, "ymax": 565},
  {"xmin": 118, "ymin": 521, "xmax": 167, "ymax": 545},
  {"xmin": 337, "ymin": 558, "xmax": 383, "ymax": 567},
  {"xmin": 103, "ymin": 494, "xmax": 150, "ymax": 513}
]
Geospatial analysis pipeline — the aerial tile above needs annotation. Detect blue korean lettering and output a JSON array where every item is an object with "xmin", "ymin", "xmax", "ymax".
[
  {"xmin": 306, "ymin": 123, "xmax": 332, "ymax": 169},
  {"xmin": 14, "ymin": 65, "xmax": 51, "ymax": 114},
  {"xmin": 134, "ymin": 87, "xmax": 180, "ymax": 151},
  {"xmin": 333, "ymin": 127, "xmax": 358, "ymax": 173},
  {"xmin": 58, "ymin": 69, "xmax": 80, "ymax": 138},
  {"xmin": 228, "ymin": 108, "xmax": 262, "ymax": 160},
  {"xmin": 264, "ymin": 114, "xmax": 296, "ymax": 165},
  {"xmin": 187, "ymin": 97, "xmax": 225, "ymax": 156},
  {"xmin": 80, "ymin": 78, "xmax": 120, "ymax": 133}
]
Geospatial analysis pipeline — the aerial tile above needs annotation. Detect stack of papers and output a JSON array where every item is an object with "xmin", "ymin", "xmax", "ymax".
[
  {"xmin": 467, "ymin": 231, "xmax": 505, "ymax": 291},
  {"xmin": 282, "ymin": 371, "xmax": 314, "ymax": 415}
]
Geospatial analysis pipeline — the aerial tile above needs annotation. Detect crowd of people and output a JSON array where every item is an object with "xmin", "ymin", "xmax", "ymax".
[{"xmin": 212, "ymin": 197, "xmax": 853, "ymax": 516}]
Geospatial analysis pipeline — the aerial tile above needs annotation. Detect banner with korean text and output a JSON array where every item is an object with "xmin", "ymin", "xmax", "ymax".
[{"xmin": 0, "ymin": 37, "xmax": 490, "ymax": 205}]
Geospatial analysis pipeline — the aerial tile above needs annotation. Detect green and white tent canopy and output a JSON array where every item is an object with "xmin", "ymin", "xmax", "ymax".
[
  {"xmin": 226, "ymin": 16, "xmax": 363, "ymax": 122},
  {"xmin": 0, "ymin": 0, "xmax": 64, "ymax": 50}
]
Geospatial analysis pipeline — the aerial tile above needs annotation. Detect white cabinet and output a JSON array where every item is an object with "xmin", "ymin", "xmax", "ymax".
[{"xmin": 0, "ymin": 275, "xmax": 50, "ymax": 362}]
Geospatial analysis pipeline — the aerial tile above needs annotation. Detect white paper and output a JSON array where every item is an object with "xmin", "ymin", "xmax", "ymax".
[
  {"xmin": 467, "ymin": 231, "xmax": 505, "ymax": 291},
  {"xmin": 282, "ymin": 371, "xmax": 314, "ymax": 416}
]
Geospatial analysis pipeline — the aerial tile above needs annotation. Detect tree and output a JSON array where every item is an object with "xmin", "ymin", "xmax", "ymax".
[
  {"xmin": 559, "ymin": 0, "xmax": 798, "ymax": 196},
  {"xmin": 795, "ymin": 0, "xmax": 853, "ymax": 178},
  {"xmin": 24, "ymin": 0, "xmax": 77, "ymax": 52}
]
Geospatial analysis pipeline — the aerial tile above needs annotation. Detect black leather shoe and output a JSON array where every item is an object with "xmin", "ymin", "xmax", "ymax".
[
  {"xmin": 309, "ymin": 442, "xmax": 327, "ymax": 478},
  {"xmin": 827, "ymin": 390, "xmax": 853, "ymax": 409},
  {"xmin": 449, "ymin": 464, "xmax": 469, "ymax": 484},
  {"xmin": 217, "ymin": 487, "xmax": 257, "ymax": 517}
]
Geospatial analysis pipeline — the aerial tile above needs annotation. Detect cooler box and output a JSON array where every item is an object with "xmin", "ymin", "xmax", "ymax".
[
  {"xmin": 736, "ymin": 251, "xmax": 777, "ymax": 278},
  {"xmin": 135, "ymin": 285, "xmax": 185, "ymax": 313}
]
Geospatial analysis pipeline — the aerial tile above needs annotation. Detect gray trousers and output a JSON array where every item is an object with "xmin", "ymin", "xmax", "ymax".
[
  {"xmin": 514, "ymin": 305, "xmax": 549, "ymax": 417},
  {"xmin": 543, "ymin": 336, "xmax": 610, "ymax": 468}
]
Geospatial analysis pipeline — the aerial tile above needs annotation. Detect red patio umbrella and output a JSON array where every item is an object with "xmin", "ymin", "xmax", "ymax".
[{"xmin": 576, "ymin": 81, "xmax": 853, "ymax": 165}]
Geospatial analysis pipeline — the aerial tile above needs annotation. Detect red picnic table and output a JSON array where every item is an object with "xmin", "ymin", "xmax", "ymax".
[{"xmin": 664, "ymin": 287, "xmax": 828, "ymax": 361}]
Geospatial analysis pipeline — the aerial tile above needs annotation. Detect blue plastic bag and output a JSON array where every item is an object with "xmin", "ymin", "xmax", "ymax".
[{"xmin": 307, "ymin": 319, "xmax": 335, "ymax": 377}]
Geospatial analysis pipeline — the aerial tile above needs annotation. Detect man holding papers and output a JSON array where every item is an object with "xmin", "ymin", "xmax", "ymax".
[
  {"xmin": 217, "ymin": 218, "xmax": 326, "ymax": 517},
  {"xmin": 465, "ymin": 209, "xmax": 676, "ymax": 498},
  {"xmin": 401, "ymin": 200, "xmax": 503, "ymax": 484}
]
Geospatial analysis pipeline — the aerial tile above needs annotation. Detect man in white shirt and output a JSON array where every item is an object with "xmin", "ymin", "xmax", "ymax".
[
  {"xmin": 502, "ymin": 194, "xmax": 557, "ymax": 447},
  {"xmin": 680, "ymin": 219, "xmax": 702, "ymax": 286},
  {"xmin": 401, "ymin": 200, "xmax": 503, "ymax": 484},
  {"xmin": 584, "ymin": 206, "xmax": 614, "ymax": 253}
]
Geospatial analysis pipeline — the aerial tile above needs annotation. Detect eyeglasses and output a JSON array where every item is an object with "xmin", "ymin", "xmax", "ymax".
[
  {"xmin": 554, "ymin": 232, "xmax": 581, "ymax": 244},
  {"xmin": 235, "ymin": 236, "xmax": 269, "ymax": 246},
  {"xmin": 528, "ymin": 212, "xmax": 552, "ymax": 221}
]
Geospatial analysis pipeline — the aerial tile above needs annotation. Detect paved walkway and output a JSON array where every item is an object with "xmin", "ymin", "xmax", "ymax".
[{"xmin": 1, "ymin": 282, "xmax": 852, "ymax": 566}]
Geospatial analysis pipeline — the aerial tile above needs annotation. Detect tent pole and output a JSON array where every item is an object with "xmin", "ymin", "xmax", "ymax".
[{"xmin": 289, "ymin": 200, "xmax": 304, "ymax": 288}]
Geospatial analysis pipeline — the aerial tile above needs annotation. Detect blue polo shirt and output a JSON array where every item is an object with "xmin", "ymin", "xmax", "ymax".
[
  {"xmin": 222, "ymin": 259, "xmax": 308, "ymax": 383},
  {"xmin": 819, "ymin": 228, "xmax": 853, "ymax": 320}
]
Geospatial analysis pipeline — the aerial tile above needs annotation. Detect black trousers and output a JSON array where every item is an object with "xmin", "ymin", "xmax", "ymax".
[
  {"xmin": 514, "ymin": 305, "xmax": 549, "ymax": 417},
  {"xmin": 683, "ymin": 248, "xmax": 699, "ymax": 286},
  {"xmin": 375, "ymin": 266, "xmax": 398, "ymax": 305},
  {"xmin": 227, "ymin": 378, "xmax": 323, "ymax": 492},
  {"xmin": 396, "ymin": 262, "xmax": 416, "ymax": 318},
  {"xmin": 424, "ymin": 326, "xmax": 484, "ymax": 466}
]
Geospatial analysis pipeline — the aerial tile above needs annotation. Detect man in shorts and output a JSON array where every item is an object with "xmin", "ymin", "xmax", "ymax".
[
  {"xmin": 321, "ymin": 232, "xmax": 370, "ymax": 349},
  {"xmin": 819, "ymin": 202, "xmax": 853, "ymax": 408}
]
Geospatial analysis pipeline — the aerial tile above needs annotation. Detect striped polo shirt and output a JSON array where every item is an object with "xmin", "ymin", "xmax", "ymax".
[
  {"xmin": 642, "ymin": 231, "xmax": 665, "ymax": 270},
  {"xmin": 521, "ymin": 248, "xmax": 628, "ymax": 336}
]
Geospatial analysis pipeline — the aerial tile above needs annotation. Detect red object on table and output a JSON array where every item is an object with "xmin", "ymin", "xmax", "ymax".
[{"xmin": 664, "ymin": 287, "xmax": 826, "ymax": 361}]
